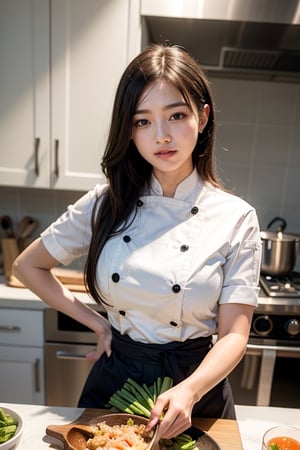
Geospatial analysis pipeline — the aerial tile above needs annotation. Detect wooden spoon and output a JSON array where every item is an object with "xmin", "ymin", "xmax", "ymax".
[
  {"xmin": 46, "ymin": 423, "xmax": 94, "ymax": 450},
  {"xmin": 66, "ymin": 424, "xmax": 95, "ymax": 450},
  {"xmin": 1, "ymin": 215, "xmax": 15, "ymax": 238},
  {"xmin": 16, "ymin": 215, "xmax": 37, "ymax": 239}
]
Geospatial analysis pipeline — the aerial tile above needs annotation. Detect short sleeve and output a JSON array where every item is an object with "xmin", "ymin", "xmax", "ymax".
[
  {"xmin": 218, "ymin": 209, "xmax": 262, "ymax": 307},
  {"xmin": 41, "ymin": 184, "xmax": 107, "ymax": 265}
]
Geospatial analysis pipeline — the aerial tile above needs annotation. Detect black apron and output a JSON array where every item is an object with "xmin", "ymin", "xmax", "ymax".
[{"xmin": 78, "ymin": 327, "xmax": 236, "ymax": 419}]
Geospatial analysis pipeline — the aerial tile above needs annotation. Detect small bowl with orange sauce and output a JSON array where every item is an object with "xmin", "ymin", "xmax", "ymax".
[{"xmin": 262, "ymin": 426, "xmax": 300, "ymax": 450}]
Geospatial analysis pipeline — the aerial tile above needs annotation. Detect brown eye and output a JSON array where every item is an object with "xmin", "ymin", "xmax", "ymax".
[
  {"xmin": 135, "ymin": 119, "xmax": 149, "ymax": 127},
  {"xmin": 170, "ymin": 112, "xmax": 185, "ymax": 121}
]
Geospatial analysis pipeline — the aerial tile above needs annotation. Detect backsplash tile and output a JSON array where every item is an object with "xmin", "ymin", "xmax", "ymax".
[
  {"xmin": 248, "ymin": 165, "xmax": 288, "ymax": 208},
  {"xmin": 212, "ymin": 78, "xmax": 261, "ymax": 123},
  {"xmin": 253, "ymin": 124, "xmax": 292, "ymax": 166},
  {"xmin": 211, "ymin": 76, "xmax": 300, "ymax": 235},
  {"xmin": 256, "ymin": 82, "xmax": 297, "ymax": 126},
  {"xmin": 216, "ymin": 123, "xmax": 255, "ymax": 165},
  {"xmin": 290, "ymin": 126, "xmax": 300, "ymax": 167},
  {"xmin": 283, "ymin": 167, "xmax": 300, "ymax": 210},
  {"xmin": 0, "ymin": 187, "xmax": 85, "ymax": 246}
]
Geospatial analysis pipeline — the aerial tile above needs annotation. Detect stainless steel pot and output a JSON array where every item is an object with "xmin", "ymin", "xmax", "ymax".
[{"xmin": 261, "ymin": 217, "xmax": 300, "ymax": 276}]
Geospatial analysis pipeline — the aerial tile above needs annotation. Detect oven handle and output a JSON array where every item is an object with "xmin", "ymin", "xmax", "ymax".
[
  {"xmin": 55, "ymin": 350, "xmax": 89, "ymax": 360},
  {"xmin": 247, "ymin": 343, "xmax": 300, "ymax": 357}
]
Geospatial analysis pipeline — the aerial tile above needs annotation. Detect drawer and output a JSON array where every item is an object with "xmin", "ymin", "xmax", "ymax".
[{"xmin": 0, "ymin": 309, "xmax": 44, "ymax": 346}]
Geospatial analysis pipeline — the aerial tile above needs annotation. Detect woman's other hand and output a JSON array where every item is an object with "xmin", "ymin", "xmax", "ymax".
[{"xmin": 148, "ymin": 383, "xmax": 195, "ymax": 439}]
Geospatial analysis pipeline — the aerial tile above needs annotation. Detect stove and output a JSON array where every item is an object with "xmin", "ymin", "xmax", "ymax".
[
  {"xmin": 254, "ymin": 271, "xmax": 300, "ymax": 344},
  {"xmin": 260, "ymin": 271, "xmax": 300, "ymax": 298}
]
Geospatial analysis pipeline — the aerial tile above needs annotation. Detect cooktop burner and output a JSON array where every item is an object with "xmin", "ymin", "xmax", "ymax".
[{"xmin": 260, "ymin": 271, "xmax": 300, "ymax": 297}]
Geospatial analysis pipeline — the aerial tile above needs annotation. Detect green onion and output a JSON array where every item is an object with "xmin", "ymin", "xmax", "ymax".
[
  {"xmin": 108, "ymin": 376, "xmax": 173, "ymax": 417},
  {"xmin": 108, "ymin": 377, "xmax": 197, "ymax": 450}
]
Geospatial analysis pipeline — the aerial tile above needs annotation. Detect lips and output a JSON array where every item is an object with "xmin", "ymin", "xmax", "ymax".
[{"xmin": 155, "ymin": 149, "xmax": 177, "ymax": 158}]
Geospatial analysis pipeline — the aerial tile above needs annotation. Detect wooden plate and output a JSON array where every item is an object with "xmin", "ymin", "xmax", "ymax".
[{"xmin": 46, "ymin": 412, "xmax": 221, "ymax": 450}]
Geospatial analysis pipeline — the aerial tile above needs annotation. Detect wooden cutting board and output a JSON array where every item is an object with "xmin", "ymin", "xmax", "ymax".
[
  {"xmin": 192, "ymin": 416, "xmax": 243, "ymax": 450},
  {"xmin": 46, "ymin": 408, "xmax": 243, "ymax": 450},
  {"xmin": 7, "ymin": 267, "xmax": 86, "ymax": 292}
]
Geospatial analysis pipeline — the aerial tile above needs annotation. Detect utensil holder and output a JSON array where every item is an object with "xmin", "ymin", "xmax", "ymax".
[{"xmin": 1, "ymin": 238, "xmax": 19, "ymax": 278}]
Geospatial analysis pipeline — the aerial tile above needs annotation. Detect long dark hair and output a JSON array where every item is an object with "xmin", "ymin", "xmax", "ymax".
[{"xmin": 85, "ymin": 42, "xmax": 222, "ymax": 304}]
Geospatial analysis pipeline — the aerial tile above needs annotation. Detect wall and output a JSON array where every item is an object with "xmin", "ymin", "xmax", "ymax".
[
  {"xmin": 211, "ymin": 77, "xmax": 300, "ymax": 234},
  {"xmin": 0, "ymin": 187, "xmax": 86, "ymax": 271},
  {"xmin": 1, "ymin": 77, "xmax": 300, "ymax": 270}
]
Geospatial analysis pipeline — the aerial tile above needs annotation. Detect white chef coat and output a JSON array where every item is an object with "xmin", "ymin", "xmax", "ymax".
[{"xmin": 41, "ymin": 169, "xmax": 261, "ymax": 344}]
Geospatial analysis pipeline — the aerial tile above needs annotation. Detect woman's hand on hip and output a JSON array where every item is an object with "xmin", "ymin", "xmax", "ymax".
[{"xmin": 86, "ymin": 323, "xmax": 112, "ymax": 361}]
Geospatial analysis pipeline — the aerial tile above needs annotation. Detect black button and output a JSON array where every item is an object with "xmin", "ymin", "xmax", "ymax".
[
  {"xmin": 172, "ymin": 284, "xmax": 181, "ymax": 293},
  {"xmin": 180, "ymin": 244, "xmax": 189, "ymax": 252},
  {"xmin": 170, "ymin": 321, "xmax": 178, "ymax": 327},
  {"xmin": 123, "ymin": 235, "xmax": 131, "ymax": 243},
  {"xmin": 119, "ymin": 310, "xmax": 126, "ymax": 316},
  {"xmin": 136, "ymin": 200, "xmax": 144, "ymax": 207},
  {"xmin": 112, "ymin": 273, "xmax": 120, "ymax": 282},
  {"xmin": 191, "ymin": 206, "xmax": 199, "ymax": 215}
]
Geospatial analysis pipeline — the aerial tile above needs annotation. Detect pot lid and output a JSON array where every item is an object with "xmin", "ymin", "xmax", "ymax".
[{"xmin": 260, "ymin": 231, "xmax": 300, "ymax": 242}]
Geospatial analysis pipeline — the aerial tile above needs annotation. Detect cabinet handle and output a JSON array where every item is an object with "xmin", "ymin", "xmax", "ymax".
[
  {"xmin": 54, "ymin": 139, "xmax": 59, "ymax": 177},
  {"xmin": 34, "ymin": 358, "xmax": 40, "ymax": 393},
  {"xmin": 34, "ymin": 137, "xmax": 40, "ymax": 176},
  {"xmin": 56, "ymin": 350, "xmax": 88, "ymax": 360},
  {"xmin": 0, "ymin": 325, "xmax": 21, "ymax": 332}
]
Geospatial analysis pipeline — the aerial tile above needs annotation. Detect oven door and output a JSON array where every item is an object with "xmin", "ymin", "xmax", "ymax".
[
  {"xmin": 229, "ymin": 342, "xmax": 300, "ymax": 407},
  {"xmin": 45, "ymin": 342, "xmax": 95, "ymax": 407}
]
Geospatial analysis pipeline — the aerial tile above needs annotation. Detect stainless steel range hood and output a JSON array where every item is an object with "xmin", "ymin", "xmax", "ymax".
[{"xmin": 141, "ymin": 0, "xmax": 300, "ymax": 82}]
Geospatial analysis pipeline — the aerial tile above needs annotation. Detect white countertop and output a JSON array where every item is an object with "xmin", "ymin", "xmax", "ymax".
[
  {"xmin": 236, "ymin": 405, "xmax": 300, "ymax": 449},
  {"xmin": 1, "ymin": 402, "xmax": 300, "ymax": 450},
  {"xmin": 0, "ymin": 276, "xmax": 92, "ymax": 308}
]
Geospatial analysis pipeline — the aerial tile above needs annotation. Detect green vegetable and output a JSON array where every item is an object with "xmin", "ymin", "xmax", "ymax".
[
  {"xmin": 160, "ymin": 432, "xmax": 196, "ymax": 450},
  {"xmin": 0, "ymin": 408, "xmax": 17, "ymax": 444},
  {"xmin": 108, "ymin": 376, "xmax": 173, "ymax": 418},
  {"xmin": 269, "ymin": 444, "xmax": 280, "ymax": 450},
  {"xmin": 108, "ymin": 377, "xmax": 197, "ymax": 450}
]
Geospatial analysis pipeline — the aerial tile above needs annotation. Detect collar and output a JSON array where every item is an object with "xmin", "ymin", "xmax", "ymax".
[{"xmin": 146, "ymin": 168, "xmax": 202, "ymax": 202}]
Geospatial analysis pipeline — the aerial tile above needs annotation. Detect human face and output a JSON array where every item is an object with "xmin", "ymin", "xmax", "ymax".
[{"xmin": 132, "ymin": 78, "xmax": 209, "ymax": 194}]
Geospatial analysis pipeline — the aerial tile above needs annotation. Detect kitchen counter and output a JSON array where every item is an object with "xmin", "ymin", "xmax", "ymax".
[
  {"xmin": 2, "ymin": 275, "xmax": 300, "ymax": 311},
  {"xmin": 0, "ymin": 275, "xmax": 92, "ymax": 308},
  {"xmin": 1, "ymin": 403, "xmax": 299, "ymax": 450}
]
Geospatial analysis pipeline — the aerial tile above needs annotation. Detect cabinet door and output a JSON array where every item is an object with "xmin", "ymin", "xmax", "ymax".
[
  {"xmin": 0, "ymin": 0, "xmax": 50, "ymax": 188},
  {"xmin": 0, "ymin": 346, "xmax": 45, "ymax": 404},
  {"xmin": 0, "ymin": 309, "xmax": 44, "ymax": 346},
  {"xmin": 50, "ymin": 0, "xmax": 130, "ymax": 190}
]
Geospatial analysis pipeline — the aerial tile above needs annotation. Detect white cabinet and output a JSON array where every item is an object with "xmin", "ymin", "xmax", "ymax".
[
  {"xmin": 0, "ymin": 308, "xmax": 45, "ymax": 405},
  {"xmin": 0, "ymin": 0, "xmax": 131, "ymax": 190},
  {"xmin": 0, "ymin": 0, "xmax": 50, "ymax": 188}
]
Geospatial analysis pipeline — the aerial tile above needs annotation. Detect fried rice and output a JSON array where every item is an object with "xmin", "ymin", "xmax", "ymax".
[{"xmin": 85, "ymin": 419, "xmax": 149, "ymax": 450}]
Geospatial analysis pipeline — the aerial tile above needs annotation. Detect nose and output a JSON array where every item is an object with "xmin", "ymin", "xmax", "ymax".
[
  {"xmin": 155, "ymin": 122, "xmax": 171, "ymax": 144},
  {"xmin": 156, "ymin": 135, "xmax": 171, "ymax": 144}
]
